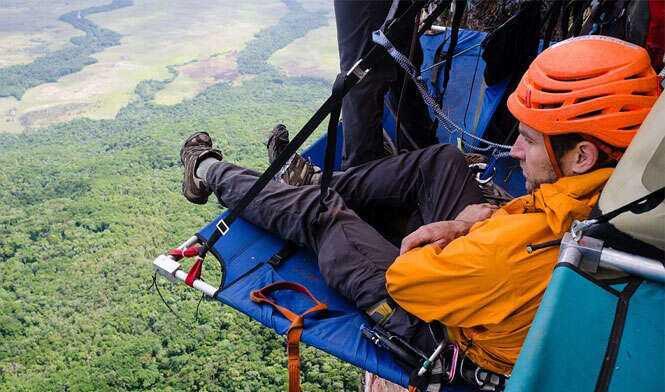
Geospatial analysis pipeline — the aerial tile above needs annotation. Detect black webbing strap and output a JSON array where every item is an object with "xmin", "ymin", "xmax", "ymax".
[
  {"xmin": 431, "ymin": 7, "xmax": 452, "ymax": 100},
  {"xmin": 594, "ymin": 278, "xmax": 643, "ymax": 392},
  {"xmin": 198, "ymin": 0, "xmax": 431, "ymax": 259},
  {"xmin": 595, "ymin": 187, "xmax": 664, "ymax": 225},
  {"xmin": 533, "ymin": 187, "xmax": 665, "ymax": 252},
  {"xmin": 267, "ymin": 242, "xmax": 300, "ymax": 268},
  {"xmin": 199, "ymin": 88, "xmax": 348, "ymax": 257},
  {"xmin": 431, "ymin": 36, "xmax": 446, "ymax": 88},
  {"xmin": 317, "ymin": 74, "xmax": 345, "ymax": 219},
  {"xmin": 394, "ymin": 11, "xmax": 421, "ymax": 151},
  {"xmin": 440, "ymin": 0, "xmax": 466, "ymax": 99}
]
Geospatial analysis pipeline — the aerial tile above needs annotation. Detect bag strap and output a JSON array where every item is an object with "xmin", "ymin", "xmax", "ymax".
[{"xmin": 251, "ymin": 282, "xmax": 328, "ymax": 392}]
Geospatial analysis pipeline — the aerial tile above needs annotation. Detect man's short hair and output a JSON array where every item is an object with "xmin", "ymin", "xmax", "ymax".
[{"xmin": 550, "ymin": 133, "xmax": 615, "ymax": 169}]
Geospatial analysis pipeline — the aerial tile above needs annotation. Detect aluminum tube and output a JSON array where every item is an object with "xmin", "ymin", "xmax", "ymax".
[
  {"xmin": 600, "ymin": 248, "xmax": 665, "ymax": 283},
  {"xmin": 177, "ymin": 235, "xmax": 199, "ymax": 250},
  {"xmin": 174, "ymin": 269, "xmax": 218, "ymax": 297},
  {"xmin": 430, "ymin": 25, "xmax": 447, "ymax": 33},
  {"xmin": 558, "ymin": 245, "xmax": 583, "ymax": 267}
]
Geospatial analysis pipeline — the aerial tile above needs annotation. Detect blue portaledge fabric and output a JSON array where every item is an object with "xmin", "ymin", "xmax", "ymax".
[
  {"xmin": 197, "ymin": 212, "xmax": 474, "ymax": 391},
  {"xmin": 420, "ymin": 30, "xmax": 505, "ymax": 147}
]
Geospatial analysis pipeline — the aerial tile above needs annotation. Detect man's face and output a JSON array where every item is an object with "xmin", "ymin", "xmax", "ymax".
[{"xmin": 509, "ymin": 123, "xmax": 558, "ymax": 193}]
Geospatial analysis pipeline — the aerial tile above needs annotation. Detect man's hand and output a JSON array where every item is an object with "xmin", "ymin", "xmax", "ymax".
[
  {"xmin": 454, "ymin": 203, "xmax": 498, "ymax": 223},
  {"xmin": 399, "ymin": 220, "xmax": 472, "ymax": 255}
]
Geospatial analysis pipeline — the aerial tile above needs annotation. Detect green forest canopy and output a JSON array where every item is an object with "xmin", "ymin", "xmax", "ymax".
[{"xmin": 0, "ymin": 1, "xmax": 361, "ymax": 391}]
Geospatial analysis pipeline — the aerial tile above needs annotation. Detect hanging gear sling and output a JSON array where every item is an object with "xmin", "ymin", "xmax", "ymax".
[{"xmin": 250, "ymin": 282, "xmax": 328, "ymax": 392}]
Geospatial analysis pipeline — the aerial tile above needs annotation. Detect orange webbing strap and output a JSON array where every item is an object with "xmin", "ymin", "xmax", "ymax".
[
  {"xmin": 543, "ymin": 135, "xmax": 564, "ymax": 179},
  {"xmin": 250, "ymin": 281, "xmax": 328, "ymax": 392}
]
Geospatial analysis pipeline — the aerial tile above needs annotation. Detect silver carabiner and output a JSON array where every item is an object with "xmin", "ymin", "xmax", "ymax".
[
  {"xmin": 571, "ymin": 219, "xmax": 598, "ymax": 242},
  {"xmin": 469, "ymin": 163, "xmax": 496, "ymax": 185}
]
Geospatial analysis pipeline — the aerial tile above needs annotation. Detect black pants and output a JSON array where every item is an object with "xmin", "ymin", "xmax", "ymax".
[
  {"xmin": 334, "ymin": 0, "xmax": 437, "ymax": 169},
  {"xmin": 206, "ymin": 144, "xmax": 485, "ymax": 352}
]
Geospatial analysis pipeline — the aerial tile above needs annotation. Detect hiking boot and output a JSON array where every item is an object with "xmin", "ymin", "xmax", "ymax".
[
  {"xmin": 267, "ymin": 124, "xmax": 321, "ymax": 186},
  {"xmin": 267, "ymin": 124, "xmax": 290, "ymax": 164},
  {"xmin": 463, "ymin": 152, "xmax": 490, "ymax": 166},
  {"xmin": 180, "ymin": 131, "xmax": 223, "ymax": 204}
]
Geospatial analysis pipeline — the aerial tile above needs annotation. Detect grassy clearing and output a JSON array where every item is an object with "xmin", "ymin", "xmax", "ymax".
[
  {"xmin": 0, "ymin": 1, "xmax": 104, "ymax": 68},
  {"xmin": 0, "ymin": 0, "xmax": 131, "ymax": 100},
  {"xmin": 0, "ymin": 0, "xmax": 285, "ymax": 133},
  {"xmin": 153, "ymin": 52, "xmax": 248, "ymax": 106},
  {"xmin": 269, "ymin": 14, "xmax": 339, "ymax": 81}
]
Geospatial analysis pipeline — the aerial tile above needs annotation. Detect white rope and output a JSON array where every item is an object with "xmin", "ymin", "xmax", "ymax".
[{"xmin": 372, "ymin": 30, "xmax": 513, "ymax": 155}]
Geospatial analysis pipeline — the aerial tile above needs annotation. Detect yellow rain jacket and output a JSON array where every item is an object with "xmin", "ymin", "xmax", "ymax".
[{"xmin": 386, "ymin": 168, "xmax": 613, "ymax": 375}]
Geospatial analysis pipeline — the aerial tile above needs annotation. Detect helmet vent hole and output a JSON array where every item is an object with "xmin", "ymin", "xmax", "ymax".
[
  {"xmin": 574, "ymin": 95, "xmax": 607, "ymax": 104},
  {"xmin": 542, "ymin": 103, "xmax": 563, "ymax": 109},
  {"xmin": 572, "ymin": 109, "xmax": 603, "ymax": 119},
  {"xmin": 541, "ymin": 88, "xmax": 572, "ymax": 93},
  {"xmin": 620, "ymin": 105, "xmax": 639, "ymax": 112},
  {"xmin": 549, "ymin": 71, "xmax": 607, "ymax": 82},
  {"xmin": 619, "ymin": 125, "xmax": 640, "ymax": 131}
]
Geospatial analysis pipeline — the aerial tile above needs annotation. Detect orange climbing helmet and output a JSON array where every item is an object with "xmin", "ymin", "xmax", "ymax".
[{"xmin": 507, "ymin": 35, "xmax": 660, "ymax": 176}]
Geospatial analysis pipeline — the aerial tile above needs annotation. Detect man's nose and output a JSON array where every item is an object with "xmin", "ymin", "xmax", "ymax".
[{"xmin": 510, "ymin": 136, "xmax": 525, "ymax": 160}]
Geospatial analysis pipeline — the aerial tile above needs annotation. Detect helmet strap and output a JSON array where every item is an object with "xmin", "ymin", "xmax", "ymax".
[
  {"xmin": 543, "ymin": 135, "xmax": 564, "ymax": 179},
  {"xmin": 544, "ymin": 134, "xmax": 624, "ymax": 179},
  {"xmin": 579, "ymin": 134, "xmax": 624, "ymax": 163}
]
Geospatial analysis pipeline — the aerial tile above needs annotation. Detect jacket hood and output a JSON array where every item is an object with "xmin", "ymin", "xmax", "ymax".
[{"xmin": 503, "ymin": 168, "xmax": 614, "ymax": 236}]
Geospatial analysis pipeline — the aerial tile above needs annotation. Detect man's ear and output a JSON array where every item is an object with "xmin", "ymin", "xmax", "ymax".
[{"xmin": 570, "ymin": 141, "xmax": 599, "ymax": 175}]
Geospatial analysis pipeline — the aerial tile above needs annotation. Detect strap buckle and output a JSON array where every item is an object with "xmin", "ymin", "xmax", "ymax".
[
  {"xmin": 216, "ymin": 219, "xmax": 230, "ymax": 236},
  {"xmin": 268, "ymin": 253, "xmax": 286, "ymax": 268},
  {"xmin": 346, "ymin": 59, "xmax": 370, "ymax": 81},
  {"xmin": 474, "ymin": 366, "xmax": 505, "ymax": 392},
  {"xmin": 460, "ymin": 355, "xmax": 508, "ymax": 392},
  {"xmin": 366, "ymin": 299, "xmax": 395, "ymax": 326}
]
